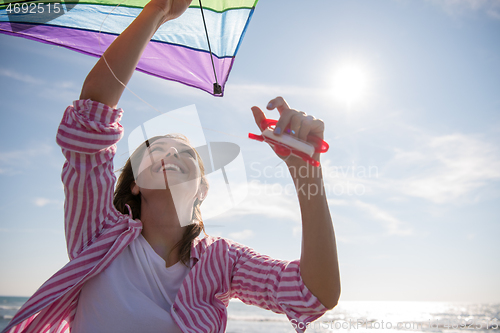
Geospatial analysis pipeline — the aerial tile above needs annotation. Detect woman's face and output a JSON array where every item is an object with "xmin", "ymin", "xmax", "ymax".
[
  {"xmin": 134, "ymin": 137, "xmax": 202, "ymax": 190},
  {"xmin": 132, "ymin": 137, "xmax": 206, "ymax": 226}
]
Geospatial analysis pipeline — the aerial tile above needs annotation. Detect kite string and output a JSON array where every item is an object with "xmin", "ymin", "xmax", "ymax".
[
  {"xmin": 96, "ymin": 1, "xmax": 248, "ymax": 141},
  {"xmin": 198, "ymin": 0, "xmax": 221, "ymax": 95},
  {"xmin": 97, "ymin": 10, "xmax": 311, "ymax": 165},
  {"xmin": 97, "ymin": 0, "xmax": 163, "ymax": 114}
]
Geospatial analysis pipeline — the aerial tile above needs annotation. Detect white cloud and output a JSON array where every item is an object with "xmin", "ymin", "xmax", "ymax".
[
  {"xmin": 38, "ymin": 81, "xmax": 80, "ymax": 103},
  {"xmin": 384, "ymin": 133, "xmax": 500, "ymax": 204},
  {"xmin": 321, "ymin": 159, "xmax": 380, "ymax": 198},
  {"xmin": 466, "ymin": 233, "xmax": 476, "ymax": 240},
  {"xmin": 292, "ymin": 225, "xmax": 301, "ymax": 238},
  {"xmin": 0, "ymin": 143, "xmax": 55, "ymax": 175},
  {"xmin": 33, "ymin": 197, "xmax": 63, "ymax": 207},
  {"xmin": 0, "ymin": 68, "xmax": 44, "ymax": 85},
  {"xmin": 203, "ymin": 180, "xmax": 300, "ymax": 223},
  {"xmin": 352, "ymin": 200, "xmax": 413, "ymax": 236},
  {"xmin": 427, "ymin": 0, "xmax": 500, "ymax": 19},
  {"xmin": 0, "ymin": 68, "xmax": 79, "ymax": 103},
  {"xmin": 228, "ymin": 229, "xmax": 255, "ymax": 241},
  {"xmin": 328, "ymin": 198, "xmax": 413, "ymax": 237},
  {"xmin": 206, "ymin": 161, "xmax": 410, "ymax": 239},
  {"xmin": 0, "ymin": 227, "xmax": 62, "ymax": 234},
  {"xmin": 41, "ymin": 79, "xmax": 80, "ymax": 101},
  {"xmin": 34, "ymin": 198, "xmax": 51, "ymax": 207}
]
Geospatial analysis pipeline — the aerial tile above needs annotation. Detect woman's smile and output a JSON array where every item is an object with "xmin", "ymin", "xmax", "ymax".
[
  {"xmin": 154, "ymin": 159, "xmax": 186, "ymax": 174},
  {"xmin": 161, "ymin": 163, "xmax": 182, "ymax": 173}
]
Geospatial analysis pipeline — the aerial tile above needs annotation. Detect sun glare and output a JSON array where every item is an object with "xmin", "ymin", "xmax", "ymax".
[{"xmin": 332, "ymin": 64, "xmax": 368, "ymax": 107}]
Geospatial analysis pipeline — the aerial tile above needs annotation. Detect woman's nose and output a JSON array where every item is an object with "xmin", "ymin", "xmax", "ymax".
[{"xmin": 166, "ymin": 146, "xmax": 179, "ymax": 157}]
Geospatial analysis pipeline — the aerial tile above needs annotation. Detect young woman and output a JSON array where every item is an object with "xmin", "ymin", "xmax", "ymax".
[{"xmin": 2, "ymin": 0, "xmax": 340, "ymax": 332}]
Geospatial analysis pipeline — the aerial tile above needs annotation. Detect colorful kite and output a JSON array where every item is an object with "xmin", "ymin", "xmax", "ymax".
[{"xmin": 0, "ymin": 0, "xmax": 258, "ymax": 96}]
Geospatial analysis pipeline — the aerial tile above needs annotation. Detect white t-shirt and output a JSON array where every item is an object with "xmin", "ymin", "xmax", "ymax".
[{"xmin": 72, "ymin": 234, "xmax": 190, "ymax": 333}]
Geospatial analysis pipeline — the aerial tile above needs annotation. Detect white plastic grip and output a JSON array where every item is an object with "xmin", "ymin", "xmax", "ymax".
[{"xmin": 261, "ymin": 128, "xmax": 315, "ymax": 157}]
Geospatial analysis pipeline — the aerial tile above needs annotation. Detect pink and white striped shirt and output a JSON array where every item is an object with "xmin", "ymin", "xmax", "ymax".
[{"xmin": 2, "ymin": 99, "xmax": 328, "ymax": 333}]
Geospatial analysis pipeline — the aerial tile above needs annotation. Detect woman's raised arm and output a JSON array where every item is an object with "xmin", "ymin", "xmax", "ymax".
[
  {"xmin": 80, "ymin": 0, "xmax": 191, "ymax": 108},
  {"xmin": 251, "ymin": 97, "xmax": 341, "ymax": 310}
]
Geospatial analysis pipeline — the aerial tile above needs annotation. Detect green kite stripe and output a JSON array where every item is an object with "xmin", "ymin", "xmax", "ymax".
[{"xmin": 0, "ymin": 0, "xmax": 257, "ymax": 12}]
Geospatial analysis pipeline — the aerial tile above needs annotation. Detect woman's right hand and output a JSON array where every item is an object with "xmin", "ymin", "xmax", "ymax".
[{"xmin": 148, "ymin": 0, "xmax": 192, "ymax": 25}]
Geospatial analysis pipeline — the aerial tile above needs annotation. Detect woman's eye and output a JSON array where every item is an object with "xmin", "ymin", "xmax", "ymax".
[
  {"xmin": 150, "ymin": 147, "xmax": 163, "ymax": 153},
  {"xmin": 182, "ymin": 150, "xmax": 196, "ymax": 158},
  {"xmin": 178, "ymin": 149, "xmax": 195, "ymax": 158}
]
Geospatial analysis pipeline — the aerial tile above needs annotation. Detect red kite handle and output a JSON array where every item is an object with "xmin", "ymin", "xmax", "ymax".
[
  {"xmin": 259, "ymin": 119, "xmax": 329, "ymax": 154},
  {"xmin": 249, "ymin": 118, "xmax": 329, "ymax": 166}
]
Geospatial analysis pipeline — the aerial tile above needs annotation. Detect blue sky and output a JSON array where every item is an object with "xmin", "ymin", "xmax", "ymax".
[{"xmin": 1, "ymin": 0, "xmax": 499, "ymax": 303}]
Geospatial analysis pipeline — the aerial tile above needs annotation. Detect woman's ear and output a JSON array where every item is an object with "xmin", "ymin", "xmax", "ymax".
[
  {"xmin": 131, "ymin": 181, "xmax": 140, "ymax": 196},
  {"xmin": 197, "ymin": 184, "xmax": 208, "ymax": 202}
]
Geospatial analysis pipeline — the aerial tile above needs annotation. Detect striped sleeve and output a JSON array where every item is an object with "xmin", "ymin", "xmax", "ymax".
[
  {"xmin": 228, "ymin": 242, "xmax": 328, "ymax": 333},
  {"xmin": 56, "ymin": 99, "xmax": 124, "ymax": 260}
]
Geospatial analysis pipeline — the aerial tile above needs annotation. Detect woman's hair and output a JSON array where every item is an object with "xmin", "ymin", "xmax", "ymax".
[{"xmin": 113, "ymin": 134, "xmax": 208, "ymax": 266}]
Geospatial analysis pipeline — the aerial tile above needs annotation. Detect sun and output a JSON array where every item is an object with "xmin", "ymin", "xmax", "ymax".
[{"xmin": 332, "ymin": 64, "xmax": 368, "ymax": 107}]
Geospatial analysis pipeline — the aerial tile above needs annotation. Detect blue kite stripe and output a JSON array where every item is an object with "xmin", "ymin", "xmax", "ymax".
[{"xmin": 0, "ymin": 5, "xmax": 251, "ymax": 57}]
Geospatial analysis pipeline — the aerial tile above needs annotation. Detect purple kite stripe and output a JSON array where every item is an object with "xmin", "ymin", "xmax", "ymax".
[{"xmin": 0, "ymin": 22, "xmax": 234, "ymax": 96}]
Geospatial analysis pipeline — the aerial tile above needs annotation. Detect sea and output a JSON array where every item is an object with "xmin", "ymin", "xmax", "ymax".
[{"xmin": 1, "ymin": 296, "xmax": 498, "ymax": 332}]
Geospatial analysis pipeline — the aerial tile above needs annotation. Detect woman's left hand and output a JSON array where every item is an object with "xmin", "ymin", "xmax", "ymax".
[{"xmin": 251, "ymin": 96, "xmax": 325, "ymax": 163}]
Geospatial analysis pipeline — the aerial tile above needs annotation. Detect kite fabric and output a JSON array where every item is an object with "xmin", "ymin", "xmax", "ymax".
[{"xmin": 0, "ymin": 0, "xmax": 258, "ymax": 96}]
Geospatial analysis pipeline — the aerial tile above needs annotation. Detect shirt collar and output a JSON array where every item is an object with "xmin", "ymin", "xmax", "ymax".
[{"xmin": 190, "ymin": 237, "xmax": 202, "ymax": 261}]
